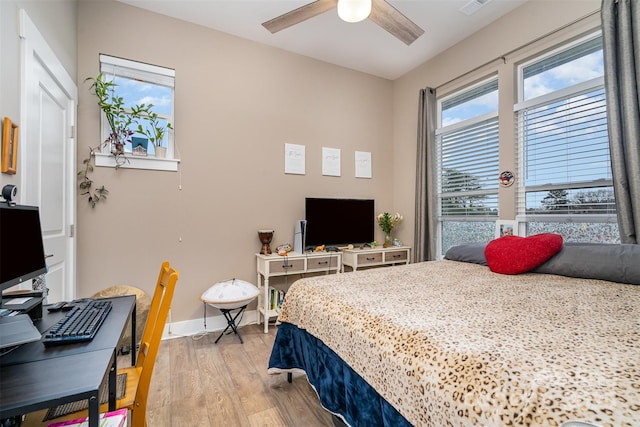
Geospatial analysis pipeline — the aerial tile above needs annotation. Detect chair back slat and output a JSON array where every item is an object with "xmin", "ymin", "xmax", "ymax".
[{"xmin": 131, "ymin": 260, "xmax": 179, "ymax": 427}]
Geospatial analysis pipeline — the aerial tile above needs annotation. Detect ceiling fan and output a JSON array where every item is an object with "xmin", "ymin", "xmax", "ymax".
[{"xmin": 262, "ymin": 0, "xmax": 425, "ymax": 46}]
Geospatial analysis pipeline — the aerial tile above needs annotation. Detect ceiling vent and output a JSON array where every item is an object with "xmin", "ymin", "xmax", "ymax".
[{"xmin": 460, "ymin": 0, "xmax": 492, "ymax": 16}]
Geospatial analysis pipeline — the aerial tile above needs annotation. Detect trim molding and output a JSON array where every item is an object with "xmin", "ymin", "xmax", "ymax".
[{"xmin": 162, "ymin": 309, "xmax": 260, "ymax": 340}]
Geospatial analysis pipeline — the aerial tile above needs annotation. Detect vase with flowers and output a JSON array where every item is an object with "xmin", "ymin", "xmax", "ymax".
[{"xmin": 377, "ymin": 212, "xmax": 403, "ymax": 247}]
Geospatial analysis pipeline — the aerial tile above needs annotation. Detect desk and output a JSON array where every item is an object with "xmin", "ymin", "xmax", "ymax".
[{"xmin": 0, "ymin": 295, "xmax": 136, "ymax": 427}]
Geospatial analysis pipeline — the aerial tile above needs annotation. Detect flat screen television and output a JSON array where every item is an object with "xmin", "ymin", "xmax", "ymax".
[
  {"xmin": 305, "ymin": 198, "xmax": 374, "ymax": 248},
  {"xmin": 0, "ymin": 203, "xmax": 47, "ymax": 293}
]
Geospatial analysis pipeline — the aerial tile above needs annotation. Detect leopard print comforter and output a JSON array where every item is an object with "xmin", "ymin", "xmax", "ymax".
[{"xmin": 277, "ymin": 260, "xmax": 640, "ymax": 427}]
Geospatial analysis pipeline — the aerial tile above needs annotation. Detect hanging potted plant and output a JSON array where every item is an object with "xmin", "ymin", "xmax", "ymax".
[
  {"xmin": 79, "ymin": 73, "xmax": 152, "ymax": 207},
  {"xmin": 136, "ymin": 110, "xmax": 172, "ymax": 158}
]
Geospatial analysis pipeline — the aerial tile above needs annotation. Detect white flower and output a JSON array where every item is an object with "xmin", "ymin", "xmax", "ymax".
[{"xmin": 377, "ymin": 212, "xmax": 402, "ymax": 234}]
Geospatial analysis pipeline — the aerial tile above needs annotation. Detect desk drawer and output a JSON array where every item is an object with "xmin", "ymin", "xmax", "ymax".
[
  {"xmin": 269, "ymin": 258, "xmax": 305, "ymax": 274},
  {"xmin": 385, "ymin": 250, "xmax": 408, "ymax": 263},
  {"xmin": 307, "ymin": 256, "xmax": 340, "ymax": 270},
  {"xmin": 357, "ymin": 252, "xmax": 383, "ymax": 265}
]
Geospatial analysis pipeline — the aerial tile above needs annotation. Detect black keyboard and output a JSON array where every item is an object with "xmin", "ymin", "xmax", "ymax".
[{"xmin": 42, "ymin": 300, "xmax": 112, "ymax": 346}]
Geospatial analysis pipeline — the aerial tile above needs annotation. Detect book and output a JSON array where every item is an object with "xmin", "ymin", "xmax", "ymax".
[
  {"xmin": 47, "ymin": 408, "xmax": 127, "ymax": 427},
  {"xmin": 277, "ymin": 290, "xmax": 285, "ymax": 313},
  {"xmin": 268, "ymin": 287, "xmax": 286, "ymax": 312}
]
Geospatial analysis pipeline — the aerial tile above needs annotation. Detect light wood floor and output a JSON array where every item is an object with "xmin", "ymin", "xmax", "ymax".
[{"xmin": 144, "ymin": 323, "xmax": 335, "ymax": 427}]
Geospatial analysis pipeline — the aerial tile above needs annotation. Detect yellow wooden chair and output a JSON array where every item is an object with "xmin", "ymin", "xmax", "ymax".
[
  {"xmin": 24, "ymin": 260, "xmax": 179, "ymax": 427},
  {"xmin": 116, "ymin": 260, "xmax": 179, "ymax": 427}
]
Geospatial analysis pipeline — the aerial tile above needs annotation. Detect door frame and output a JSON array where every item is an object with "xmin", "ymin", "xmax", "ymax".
[{"xmin": 19, "ymin": 9, "xmax": 77, "ymax": 300}]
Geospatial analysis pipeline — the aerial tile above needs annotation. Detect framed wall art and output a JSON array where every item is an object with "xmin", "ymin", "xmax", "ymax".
[
  {"xmin": 495, "ymin": 220, "xmax": 518, "ymax": 238},
  {"xmin": 2, "ymin": 117, "xmax": 18, "ymax": 174}
]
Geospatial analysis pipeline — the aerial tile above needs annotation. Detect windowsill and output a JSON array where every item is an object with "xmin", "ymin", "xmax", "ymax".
[{"xmin": 94, "ymin": 152, "xmax": 179, "ymax": 171}]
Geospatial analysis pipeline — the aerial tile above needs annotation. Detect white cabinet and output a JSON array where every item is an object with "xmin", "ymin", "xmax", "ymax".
[
  {"xmin": 341, "ymin": 246, "xmax": 411, "ymax": 271},
  {"xmin": 255, "ymin": 251, "xmax": 341, "ymax": 333}
]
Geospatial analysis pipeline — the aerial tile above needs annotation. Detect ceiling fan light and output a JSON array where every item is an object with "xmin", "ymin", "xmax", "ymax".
[{"xmin": 337, "ymin": 0, "xmax": 372, "ymax": 23}]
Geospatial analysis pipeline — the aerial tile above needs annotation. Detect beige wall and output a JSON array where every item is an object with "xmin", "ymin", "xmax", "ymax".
[
  {"xmin": 4, "ymin": 0, "xmax": 603, "ymax": 325},
  {"xmin": 77, "ymin": 0, "xmax": 394, "ymax": 322},
  {"xmin": 391, "ymin": 0, "xmax": 601, "ymax": 251}
]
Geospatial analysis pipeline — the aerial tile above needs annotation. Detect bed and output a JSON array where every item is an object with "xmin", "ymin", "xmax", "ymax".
[{"xmin": 268, "ymin": 241, "xmax": 640, "ymax": 427}]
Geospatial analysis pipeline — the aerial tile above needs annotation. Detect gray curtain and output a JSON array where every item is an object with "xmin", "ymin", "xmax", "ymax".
[
  {"xmin": 414, "ymin": 88, "xmax": 437, "ymax": 262},
  {"xmin": 602, "ymin": 0, "xmax": 640, "ymax": 244}
]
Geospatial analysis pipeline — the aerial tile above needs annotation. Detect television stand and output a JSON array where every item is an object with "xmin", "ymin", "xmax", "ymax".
[{"xmin": 341, "ymin": 245, "xmax": 411, "ymax": 271}]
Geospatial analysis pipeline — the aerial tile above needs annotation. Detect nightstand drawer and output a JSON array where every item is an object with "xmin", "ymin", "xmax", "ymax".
[
  {"xmin": 269, "ymin": 258, "xmax": 305, "ymax": 273},
  {"xmin": 357, "ymin": 252, "xmax": 383, "ymax": 265},
  {"xmin": 385, "ymin": 250, "xmax": 408, "ymax": 263},
  {"xmin": 307, "ymin": 256, "xmax": 340, "ymax": 270}
]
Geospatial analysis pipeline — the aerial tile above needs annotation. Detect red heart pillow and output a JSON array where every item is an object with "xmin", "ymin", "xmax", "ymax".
[{"xmin": 484, "ymin": 233, "xmax": 563, "ymax": 275}]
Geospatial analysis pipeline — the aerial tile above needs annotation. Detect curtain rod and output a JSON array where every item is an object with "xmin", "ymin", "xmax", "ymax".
[{"xmin": 435, "ymin": 8, "xmax": 600, "ymax": 91}]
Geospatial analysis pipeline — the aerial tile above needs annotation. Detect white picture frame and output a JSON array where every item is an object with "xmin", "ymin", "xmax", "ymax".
[
  {"xmin": 322, "ymin": 147, "xmax": 341, "ymax": 176},
  {"xmin": 495, "ymin": 220, "xmax": 518, "ymax": 238},
  {"xmin": 355, "ymin": 151, "xmax": 372, "ymax": 178},
  {"xmin": 284, "ymin": 143, "xmax": 305, "ymax": 175}
]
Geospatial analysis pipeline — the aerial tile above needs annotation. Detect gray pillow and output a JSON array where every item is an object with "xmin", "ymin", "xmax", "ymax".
[
  {"xmin": 444, "ymin": 243, "xmax": 488, "ymax": 266},
  {"xmin": 533, "ymin": 243, "xmax": 640, "ymax": 284}
]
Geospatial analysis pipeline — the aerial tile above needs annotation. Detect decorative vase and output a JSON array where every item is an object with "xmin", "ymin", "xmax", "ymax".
[
  {"xmin": 155, "ymin": 146, "xmax": 166, "ymax": 158},
  {"xmin": 384, "ymin": 233, "xmax": 392, "ymax": 248},
  {"xmin": 258, "ymin": 230, "xmax": 274, "ymax": 255}
]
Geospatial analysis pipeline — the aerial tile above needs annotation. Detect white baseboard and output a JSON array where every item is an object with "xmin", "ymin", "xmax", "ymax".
[{"xmin": 162, "ymin": 308, "xmax": 259, "ymax": 340}]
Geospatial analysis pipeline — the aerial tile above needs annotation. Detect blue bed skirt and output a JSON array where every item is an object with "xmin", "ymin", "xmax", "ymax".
[{"xmin": 268, "ymin": 322, "xmax": 412, "ymax": 427}]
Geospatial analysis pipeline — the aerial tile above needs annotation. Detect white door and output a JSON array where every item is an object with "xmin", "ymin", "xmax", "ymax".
[{"xmin": 20, "ymin": 10, "xmax": 77, "ymax": 303}]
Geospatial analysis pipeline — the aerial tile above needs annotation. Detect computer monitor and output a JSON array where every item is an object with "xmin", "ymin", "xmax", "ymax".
[{"xmin": 0, "ymin": 203, "xmax": 47, "ymax": 294}]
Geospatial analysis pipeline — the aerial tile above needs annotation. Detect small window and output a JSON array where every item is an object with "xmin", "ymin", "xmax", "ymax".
[{"xmin": 95, "ymin": 54, "xmax": 177, "ymax": 171}]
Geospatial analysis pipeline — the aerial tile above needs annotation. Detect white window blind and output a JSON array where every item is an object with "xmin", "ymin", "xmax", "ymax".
[
  {"xmin": 437, "ymin": 115, "xmax": 499, "ymax": 217},
  {"xmin": 100, "ymin": 54, "xmax": 175, "ymax": 85},
  {"xmin": 435, "ymin": 78, "xmax": 499, "ymax": 254},
  {"xmin": 515, "ymin": 34, "xmax": 615, "ymax": 223}
]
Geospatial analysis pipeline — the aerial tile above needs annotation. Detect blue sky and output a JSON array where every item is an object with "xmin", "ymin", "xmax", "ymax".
[
  {"xmin": 441, "ymin": 50, "xmax": 604, "ymax": 127},
  {"xmin": 113, "ymin": 75, "xmax": 172, "ymax": 115}
]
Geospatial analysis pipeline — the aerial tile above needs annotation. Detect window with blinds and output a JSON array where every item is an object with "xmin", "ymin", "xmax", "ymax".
[
  {"xmin": 515, "ymin": 33, "xmax": 619, "ymax": 242},
  {"xmin": 436, "ymin": 78, "xmax": 499, "ymax": 253}
]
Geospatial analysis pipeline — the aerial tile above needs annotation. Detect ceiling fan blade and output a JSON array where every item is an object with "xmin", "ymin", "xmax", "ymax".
[
  {"xmin": 369, "ymin": 0, "xmax": 424, "ymax": 45},
  {"xmin": 262, "ymin": 0, "xmax": 338, "ymax": 34}
]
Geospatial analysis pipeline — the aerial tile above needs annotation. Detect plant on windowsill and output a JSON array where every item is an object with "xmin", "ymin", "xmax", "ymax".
[
  {"xmin": 79, "ymin": 73, "xmax": 154, "ymax": 207},
  {"xmin": 135, "ymin": 110, "xmax": 172, "ymax": 158}
]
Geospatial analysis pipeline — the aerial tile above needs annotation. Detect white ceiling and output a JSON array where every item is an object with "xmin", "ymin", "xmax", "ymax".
[{"xmin": 117, "ymin": 0, "xmax": 529, "ymax": 80}]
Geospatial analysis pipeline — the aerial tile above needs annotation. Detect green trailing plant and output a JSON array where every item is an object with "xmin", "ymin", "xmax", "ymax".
[
  {"xmin": 78, "ymin": 145, "xmax": 109, "ymax": 208},
  {"xmin": 79, "ymin": 73, "xmax": 158, "ymax": 207},
  {"xmin": 85, "ymin": 73, "xmax": 153, "ymax": 161}
]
